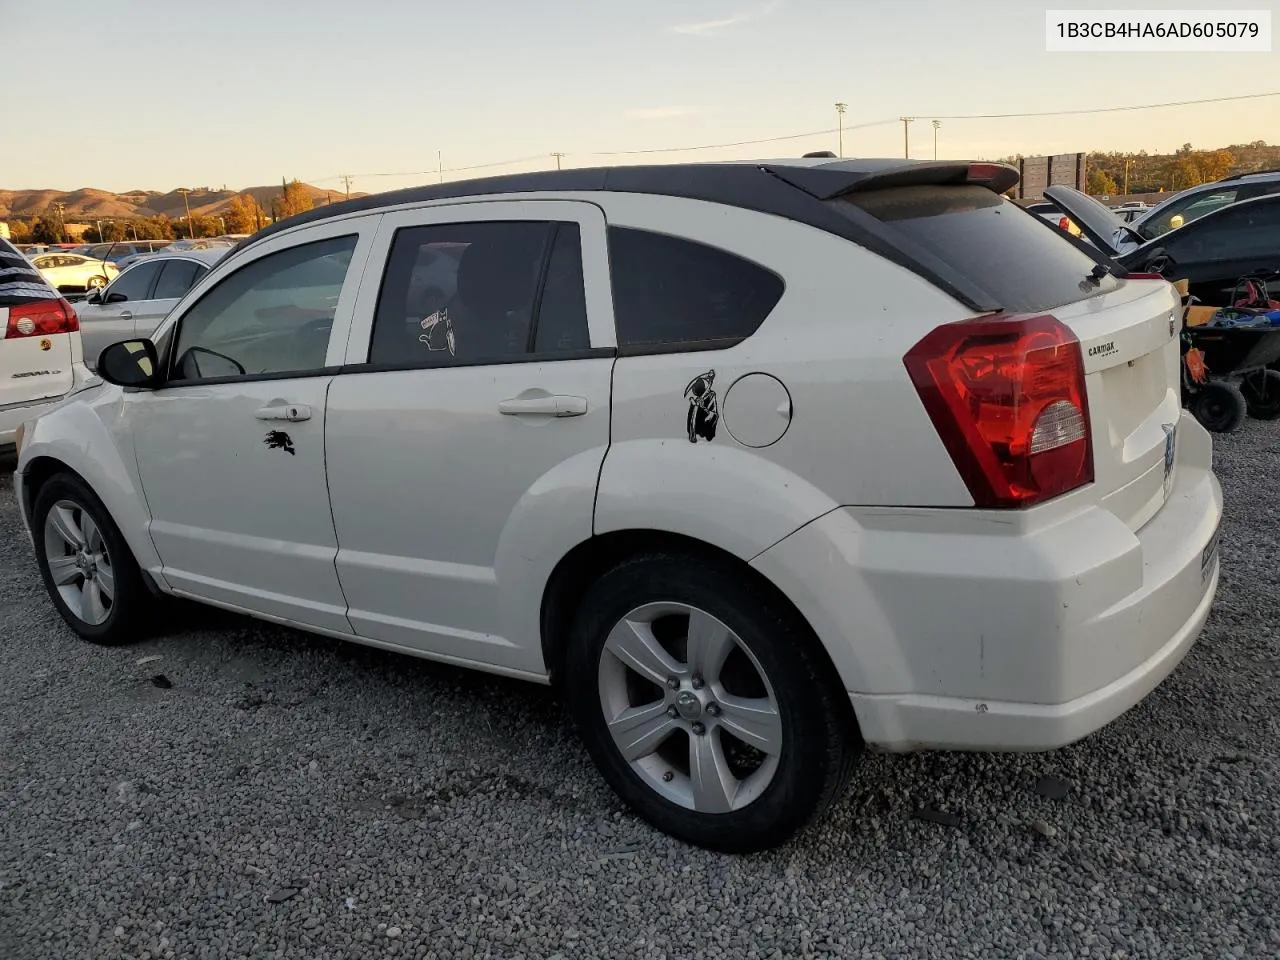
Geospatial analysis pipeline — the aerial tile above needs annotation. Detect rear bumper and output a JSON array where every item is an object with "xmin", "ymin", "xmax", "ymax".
[{"xmin": 751, "ymin": 410, "xmax": 1222, "ymax": 752}]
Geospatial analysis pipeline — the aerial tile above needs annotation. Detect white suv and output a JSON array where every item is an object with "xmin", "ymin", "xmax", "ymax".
[{"xmin": 13, "ymin": 159, "xmax": 1223, "ymax": 852}]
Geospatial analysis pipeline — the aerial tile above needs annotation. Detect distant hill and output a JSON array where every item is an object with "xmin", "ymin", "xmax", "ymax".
[{"xmin": 0, "ymin": 182, "xmax": 362, "ymax": 220}]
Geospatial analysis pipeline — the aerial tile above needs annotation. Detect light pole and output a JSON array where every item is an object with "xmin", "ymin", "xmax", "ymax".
[
  {"xmin": 835, "ymin": 102, "xmax": 848, "ymax": 158},
  {"xmin": 932, "ymin": 120, "xmax": 941, "ymax": 160},
  {"xmin": 900, "ymin": 117, "xmax": 915, "ymax": 159},
  {"xmin": 180, "ymin": 188, "xmax": 194, "ymax": 237}
]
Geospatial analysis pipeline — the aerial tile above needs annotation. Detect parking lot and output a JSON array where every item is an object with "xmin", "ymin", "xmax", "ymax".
[{"xmin": 1, "ymin": 424, "xmax": 1277, "ymax": 960}]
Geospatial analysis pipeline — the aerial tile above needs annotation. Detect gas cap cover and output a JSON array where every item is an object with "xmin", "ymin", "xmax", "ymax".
[{"xmin": 723, "ymin": 373, "xmax": 792, "ymax": 448}]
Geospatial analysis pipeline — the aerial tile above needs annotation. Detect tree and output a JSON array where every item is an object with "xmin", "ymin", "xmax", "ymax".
[
  {"xmin": 225, "ymin": 193, "xmax": 265, "ymax": 234},
  {"xmin": 1194, "ymin": 150, "xmax": 1235, "ymax": 185},
  {"xmin": 1086, "ymin": 169, "xmax": 1118, "ymax": 196},
  {"xmin": 6, "ymin": 219, "xmax": 34, "ymax": 243},
  {"xmin": 276, "ymin": 179, "xmax": 313, "ymax": 220},
  {"xmin": 31, "ymin": 215, "xmax": 64, "ymax": 244}
]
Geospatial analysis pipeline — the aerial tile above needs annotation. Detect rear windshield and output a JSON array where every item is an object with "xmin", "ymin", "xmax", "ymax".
[
  {"xmin": 0, "ymin": 238, "xmax": 57, "ymax": 307},
  {"xmin": 834, "ymin": 185, "xmax": 1120, "ymax": 313}
]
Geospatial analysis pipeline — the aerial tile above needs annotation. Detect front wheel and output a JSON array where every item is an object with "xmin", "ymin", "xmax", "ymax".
[
  {"xmin": 565, "ymin": 553, "xmax": 859, "ymax": 853},
  {"xmin": 1241, "ymin": 369, "xmax": 1280, "ymax": 420},
  {"xmin": 1190, "ymin": 381, "xmax": 1247, "ymax": 433},
  {"xmin": 32, "ymin": 473, "xmax": 150, "ymax": 645}
]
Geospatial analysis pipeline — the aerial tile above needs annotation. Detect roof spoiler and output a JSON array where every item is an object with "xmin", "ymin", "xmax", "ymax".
[{"xmin": 765, "ymin": 160, "xmax": 1020, "ymax": 199}]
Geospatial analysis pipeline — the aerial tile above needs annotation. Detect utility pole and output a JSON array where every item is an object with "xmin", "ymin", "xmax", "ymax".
[
  {"xmin": 179, "ymin": 188, "xmax": 194, "ymax": 238},
  {"xmin": 552, "ymin": 152, "xmax": 566, "ymax": 171},
  {"xmin": 53, "ymin": 202, "xmax": 67, "ymax": 242},
  {"xmin": 900, "ymin": 117, "xmax": 915, "ymax": 159},
  {"xmin": 834, "ymin": 103, "xmax": 848, "ymax": 158},
  {"xmin": 438, "ymin": 151, "xmax": 443, "ymax": 184},
  {"xmin": 1123, "ymin": 157, "xmax": 1133, "ymax": 195},
  {"xmin": 932, "ymin": 120, "xmax": 941, "ymax": 160},
  {"xmin": 339, "ymin": 174, "xmax": 354, "ymax": 199}
]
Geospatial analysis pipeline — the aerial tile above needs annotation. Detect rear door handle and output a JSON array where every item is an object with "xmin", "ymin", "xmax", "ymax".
[
  {"xmin": 254, "ymin": 402, "xmax": 312, "ymax": 422},
  {"xmin": 498, "ymin": 395, "xmax": 588, "ymax": 417}
]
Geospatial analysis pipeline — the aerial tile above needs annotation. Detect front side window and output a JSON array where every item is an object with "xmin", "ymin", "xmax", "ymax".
[
  {"xmin": 170, "ymin": 234, "xmax": 356, "ymax": 382},
  {"xmin": 1141, "ymin": 188, "xmax": 1239, "ymax": 239},
  {"xmin": 1164, "ymin": 201, "xmax": 1280, "ymax": 263},
  {"xmin": 106, "ymin": 261, "xmax": 163, "ymax": 302},
  {"xmin": 368, "ymin": 220, "xmax": 589, "ymax": 366}
]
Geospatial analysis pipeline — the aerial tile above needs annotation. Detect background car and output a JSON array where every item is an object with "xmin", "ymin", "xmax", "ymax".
[
  {"xmin": 0, "ymin": 236, "xmax": 90, "ymax": 450},
  {"xmin": 1128, "ymin": 170, "xmax": 1280, "ymax": 241},
  {"xmin": 1044, "ymin": 185, "xmax": 1280, "ymax": 306},
  {"xmin": 80, "ymin": 241, "xmax": 173, "ymax": 266},
  {"xmin": 75, "ymin": 247, "xmax": 227, "ymax": 368},
  {"xmin": 29, "ymin": 252, "xmax": 119, "ymax": 291}
]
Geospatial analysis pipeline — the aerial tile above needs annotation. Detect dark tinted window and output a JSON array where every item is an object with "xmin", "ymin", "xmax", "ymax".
[
  {"xmin": 370, "ymin": 220, "xmax": 587, "ymax": 366},
  {"xmin": 0, "ymin": 238, "xmax": 56, "ymax": 305},
  {"xmin": 171, "ymin": 235, "xmax": 354, "ymax": 381},
  {"xmin": 107, "ymin": 261, "xmax": 163, "ymax": 302},
  {"xmin": 534, "ymin": 224, "xmax": 589, "ymax": 353},
  {"xmin": 835, "ymin": 185, "xmax": 1119, "ymax": 313},
  {"xmin": 1164, "ymin": 199, "xmax": 1280, "ymax": 262},
  {"xmin": 607, "ymin": 227, "xmax": 784, "ymax": 348},
  {"xmin": 153, "ymin": 259, "xmax": 203, "ymax": 299}
]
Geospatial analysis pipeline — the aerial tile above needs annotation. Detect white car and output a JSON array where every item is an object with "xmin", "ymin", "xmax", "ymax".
[
  {"xmin": 29, "ymin": 252, "xmax": 119, "ymax": 291},
  {"xmin": 1, "ymin": 238, "xmax": 95, "ymax": 450},
  {"xmin": 76, "ymin": 248, "xmax": 227, "ymax": 369},
  {"xmin": 13, "ymin": 158, "xmax": 1223, "ymax": 852}
]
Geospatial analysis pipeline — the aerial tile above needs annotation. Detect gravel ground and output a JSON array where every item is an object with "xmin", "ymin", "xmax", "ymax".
[{"xmin": 1, "ymin": 423, "xmax": 1278, "ymax": 960}]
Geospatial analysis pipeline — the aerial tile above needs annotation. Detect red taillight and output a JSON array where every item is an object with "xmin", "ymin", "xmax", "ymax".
[
  {"xmin": 967, "ymin": 162, "xmax": 1003, "ymax": 182},
  {"xmin": 4, "ymin": 298, "xmax": 79, "ymax": 340},
  {"xmin": 1058, "ymin": 216, "xmax": 1071, "ymax": 230},
  {"xmin": 904, "ymin": 313, "xmax": 1094, "ymax": 509}
]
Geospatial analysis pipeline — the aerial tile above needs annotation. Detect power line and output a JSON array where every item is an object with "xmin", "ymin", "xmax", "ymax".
[
  {"xmin": 306, "ymin": 90, "xmax": 1279, "ymax": 184},
  {"xmin": 930, "ymin": 90, "xmax": 1279, "ymax": 120}
]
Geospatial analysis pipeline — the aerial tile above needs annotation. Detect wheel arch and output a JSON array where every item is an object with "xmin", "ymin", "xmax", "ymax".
[{"xmin": 539, "ymin": 528, "xmax": 853, "ymax": 710}]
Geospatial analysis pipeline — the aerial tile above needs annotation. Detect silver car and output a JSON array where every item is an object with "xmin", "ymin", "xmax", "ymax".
[{"xmin": 76, "ymin": 248, "xmax": 228, "ymax": 368}]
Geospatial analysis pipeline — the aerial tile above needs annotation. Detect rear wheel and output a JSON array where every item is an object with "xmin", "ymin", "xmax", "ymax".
[
  {"xmin": 1241, "ymin": 370, "xmax": 1280, "ymax": 420},
  {"xmin": 1190, "ymin": 381, "xmax": 1247, "ymax": 433},
  {"xmin": 86, "ymin": 275, "xmax": 108, "ymax": 289},
  {"xmin": 32, "ymin": 473, "xmax": 150, "ymax": 645},
  {"xmin": 565, "ymin": 553, "xmax": 859, "ymax": 853}
]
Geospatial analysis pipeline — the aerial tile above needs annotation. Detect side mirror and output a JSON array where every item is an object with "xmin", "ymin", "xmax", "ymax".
[
  {"xmin": 83, "ymin": 287, "xmax": 103, "ymax": 305},
  {"xmin": 97, "ymin": 339, "xmax": 162, "ymax": 389}
]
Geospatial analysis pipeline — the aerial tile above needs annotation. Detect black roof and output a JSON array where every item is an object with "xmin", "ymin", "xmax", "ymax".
[
  {"xmin": 232, "ymin": 159, "xmax": 1021, "ymax": 312},
  {"xmin": 238, "ymin": 159, "xmax": 1017, "ymax": 250}
]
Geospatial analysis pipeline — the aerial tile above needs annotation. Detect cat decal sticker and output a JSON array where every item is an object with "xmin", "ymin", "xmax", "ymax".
[
  {"xmin": 684, "ymin": 370, "xmax": 719, "ymax": 444},
  {"xmin": 420, "ymin": 307, "xmax": 456, "ymax": 357},
  {"xmin": 263, "ymin": 430, "xmax": 296, "ymax": 456}
]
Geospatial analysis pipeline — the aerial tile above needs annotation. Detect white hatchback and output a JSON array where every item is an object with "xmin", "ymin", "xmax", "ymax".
[{"xmin": 13, "ymin": 159, "xmax": 1223, "ymax": 852}]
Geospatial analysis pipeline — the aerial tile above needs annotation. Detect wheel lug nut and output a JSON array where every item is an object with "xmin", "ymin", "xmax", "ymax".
[
  {"xmin": 691, "ymin": 676, "xmax": 704, "ymax": 690},
  {"xmin": 706, "ymin": 703, "xmax": 721, "ymax": 717},
  {"xmin": 691, "ymin": 722, "xmax": 706, "ymax": 736},
  {"xmin": 666, "ymin": 705, "xmax": 679, "ymax": 718},
  {"xmin": 666, "ymin": 676, "xmax": 680, "ymax": 690}
]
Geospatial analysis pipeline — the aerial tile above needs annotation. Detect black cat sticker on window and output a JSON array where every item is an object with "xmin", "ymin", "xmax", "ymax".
[
  {"xmin": 264, "ymin": 431, "xmax": 296, "ymax": 456},
  {"xmin": 684, "ymin": 370, "xmax": 719, "ymax": 444}
]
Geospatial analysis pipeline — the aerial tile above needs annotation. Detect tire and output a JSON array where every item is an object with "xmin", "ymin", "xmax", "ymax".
[
  {"xmin": 1241, "ymin": 369, "xmax": 1280, "ymax": 421},
  {"xmin": 1190, "ymin": 381, "xmax": 1247, "ymax": 433},
  {"xmin": 86, "ymin": 275, "xmax": 108, "ymax": 289},
  {"xmin": 565, "ymin": 552, "xmax": 860, "ymax": 853},
  {"xmin": 31, "ymin": 472, "xmax": 150, "ymax": 645}
]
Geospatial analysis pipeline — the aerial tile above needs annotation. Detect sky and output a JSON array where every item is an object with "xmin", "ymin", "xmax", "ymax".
[{"xmin": 3, "ymin": 0, "xmax": 1277, "ymax": 194}]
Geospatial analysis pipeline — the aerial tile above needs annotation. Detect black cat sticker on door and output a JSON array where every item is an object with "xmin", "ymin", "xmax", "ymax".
[
  {"xmin": 264, "ymin": 431, "xmax": 296, "ymax": 456},
  {"xmin": 684, "ymin": 370, "xmax": 719, "ymax": 444}
]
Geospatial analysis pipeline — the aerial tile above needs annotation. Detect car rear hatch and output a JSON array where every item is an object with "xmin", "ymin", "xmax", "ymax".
[
  {"xmin": 813, "ymin": 165, "xmax": 1183, "ymax": 527},
  {"xmin": 1, "ymin": 242, "xmax": 78, "ymax": 408}
]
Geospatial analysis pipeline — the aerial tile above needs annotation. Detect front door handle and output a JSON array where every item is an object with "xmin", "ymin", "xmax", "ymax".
[
  {"xmin": 118, "ymin": 310, "xmax": 133, "ymax": 321},
  {"xmin": 497, "ymin": 395, "xmax": 588, "ymax": 417},
  {"xmin": 254, "ymin": 402, "xmax": 312, "ymax": 422}
]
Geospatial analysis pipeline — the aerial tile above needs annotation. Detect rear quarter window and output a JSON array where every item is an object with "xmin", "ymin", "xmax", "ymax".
[
  {"xmin": 834, "ymin": 185, "xmax": 1120, "ymax": 314},
  {"xmin": 607, "ymin": 227, "xmax": 784, "ymax": 349},
  {"xmin": 0, "ymin": 238, "xmax": 57, "ymax": 306}
]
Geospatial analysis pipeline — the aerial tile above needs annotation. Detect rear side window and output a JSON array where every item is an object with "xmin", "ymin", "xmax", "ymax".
[
  {"xmin": 607, "ymin": 227, "xmax": 784, "ymax": 349},
  {"xmin": 369, "ymin": 220, "xmax": 590, "ymax": 367},
  {"xmin": 153, "ymin": 259, "xmax": 203, "ymax": 300},
  {"xmin": 834, "ymin": 185, "xmax": 1119, "ymax": 313}
]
